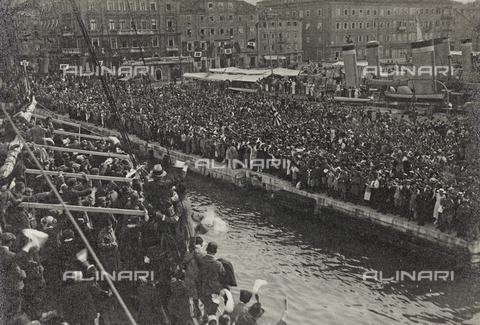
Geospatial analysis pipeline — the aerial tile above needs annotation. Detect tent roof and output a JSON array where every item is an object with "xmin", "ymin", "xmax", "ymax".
[{"xmin": 272, "ymin": 68, "xmax": 301, "ymax": 77}]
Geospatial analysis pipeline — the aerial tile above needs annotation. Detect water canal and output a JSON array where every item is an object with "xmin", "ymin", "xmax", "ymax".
[{"xmin": 186, "ymin": 173, "xmax": 480, "ymax": 325}]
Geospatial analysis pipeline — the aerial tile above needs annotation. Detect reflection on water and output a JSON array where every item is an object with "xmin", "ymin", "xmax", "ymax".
[{"xmin": 186, "ymin": 173, "xmax": 480, "ymax": 325}]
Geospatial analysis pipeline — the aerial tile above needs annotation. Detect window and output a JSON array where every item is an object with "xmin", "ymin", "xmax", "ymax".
[
  {"xmin": 131, "ymin": 20, "xmax": 135, "ymax": 29},
  {"xmin": 209, "ymin": 16, "xmax": 215, "ymax": 22},
  {"xmin": 141, "ymin": 20, "xmax": 147, "ymax": 29},
  {"xmin": 201, "ymin": 42, "xmax": 206, "ymax": 50},
  {"xmin": 294, "ymin": 32, "xmax": 298, "ymax": 38},
  {"xmin": 352, "ymin": 9, "xmax": 355, "ymax": 15},
  {"xmin": 386, "ymin": 35, "xmax": 391, "ymax": 41},
  {"xmin": 263, "ymin": 33, "xmax": 267, "ymax": 39},
  {"xmin": 387, "ymin": 9, "xmax": 391, "ymax": 15},
  {"xmin": 249, "ymin": 27, "xmax": 255, "ymax": 35},
  {"xmin": 200, "ymin": 28, "xmax": 205, "ymax": 36},
  {"xmin": 92, "ymin": 38, "xmax": 99, "ymax": 47},
  {"xmin": 150, "ymin": 2, "xmax": 156, "ymax": 10},
  {"xmin": 373, "ymin": 9, "xmax": 377, "ymax": 15},
  {"xmin": 90, "ymin": 19, "xmax": 96, "ymax": 30},
  {"xmin": 271, "ymin": 33, "xmax": 275, "ymax": 39},
  {"xmin": 287, "ymin": 21, "xmax": 291, "ymax": 26},
  {"xmin": 168, "ymin": 36, "xmax": 174, "ymax": 46},
  {"xmin": 318, "ymin": 9, "xmax": 322, "ymax": 16},
  {"xmin": 271, "ymin": 44, "xmax": 275, "ymax": 51},
  {"xmin": 293, "ymin": 21, "xmax": 297, "ymax": 26},
  {"xmin": 129, "ymin": 2, "xmax": 135, "ymax": 10},
  {"xmin": 151, "ymin": 19, "xmax": 157, "ymax": 29},
  {"xmin": 119, "ymin": 1, "xmax": 125, "ymax": 10},
  {"xmin": 386, "ymin": 22, "xmax": 391, "ymax": 29},
  {"xmin": 210, "ymin": 28, "xmax": 215, "ymax": 35},
  {"xmin": 366, "ymin": 22, "xmax": 370, "ymax": 29},
  {"xmin": 344, "ymin": 9, "xmax": 348, "ymax": 15},
  {"xmin": 229, "ymin": 28, "xmax": 233, "ymax": 36},
  {"xmin": 89, "ymin": 2, "xmax": 95, "ymax": 10},
  {"xmin": 249, "ymin": 15, "xmax": 254, "ymax": 21},
  {"xmin": 109, "ymin": 20, "xmax": 115, "ymax": 30},
  {"xmin": 166, "ymin": 3, "xmax": 171, "ymax": 10},
  {"xmin": 351, "ymin": 22, "xmax": 355, "ymax": 29},
  {"xmin": 359, "ymin": 9, "xmax": 363, "ymax": 16},
  {"xmin": 292, "ymin": 11, "xmax": 297, "ymax": 17},
  {"xmin": 121, "ymin": 40, "xmax": 128, "ymax": 48},
  {"xmin": 219, "ymin": 16, "xmax": 224, "ymax": 22},
  {"xmin": 167, "ymin": 19, "xmax": 173, "ymax": 29},
  {"xmin": 358, "ymin": 35, "xmax": 363, "ymax": 42},
  {"xmin": 263, "ymin": 45, "xmax": 267, "ymax": 51},
  {"xmin": 110, "ymin": 38, "xmax": 117, "ymax": 48},
  {"xmin": 343, "ymin": 22, "xmax": 348, "ymax": 29},
  {"xmin": 218, "ymin": 2, "xmax": 224, "ymax": 9},
  {"xmin": 219, "ymin": 28, "xmax": 225, "ymax": 35},
  {"xmin": 278, "ymin": 21, "xmax": 282, "ymax": 27},
  {"xmin": 238, "ymin": 27, "xmax": 243, "ymax": 34},
  {"xmin": 107, "ymin": 1, "xmax": 114, "ymax": 10},
  {"xmin": 140, "ymin": 1, "xmax": 146, "ymax": 10},
  {"xmin": 366, "ymin": 9, "xmax": 370, "ymax": 15},
  {"xmin": 228, "ymin": 15, "xmax": 233, "ymax": 21},
  {"xmin": 119, "ymin": 19, "xmax": 126, "ymax": 29},
  {"xmin": 271, "ymin": 21, "xmax": 275, "ymax": 27},
  {"xmin": 306, "ymin": 10, "xmax": 310, "ymax": 17},
  {"xmin": 187, "ymin": 43, "xmax": 193, "ymax": 51},
  {"xmin": 359, "ymin": 22, "xmax": 363, "ymax": 29},
  {"xmin": 208, "ymin": 2, "xmax": 214, "ymax": 9},
  {"xmin": 228, "ymin": 2, "xmax": 233, "ymax": 10},
  {"xmin": 200, "ymin": 16, "xmax": 204, "ymax": 22},
  {"xmin": 317, "ymin": 22, "xmax": 322, "ymax": 29},
  {"xmin": 336, "ymin": 22, "xmax": 340, "ymax": 29},
  {"xmin": 187, "ymin": 28, "xmax": 192, "ymax": 36}
]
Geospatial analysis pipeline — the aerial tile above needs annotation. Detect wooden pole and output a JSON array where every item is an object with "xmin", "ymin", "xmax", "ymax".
[
  {"xmin": 33, "ymin": 144, "xmax": 130, "ymax": 159},
  {"xmin": 52, "ymin": 129, "xmax": 110, "ymax": 141},
  {"xmin": 19, "ymin": 202, "xmax": 145, "ymax": 216},
  {"xmin": 32, "ymin": 114, "xmax": 81, "ymax": 129},
  {"xmin": 25, "ymin": 169, "xmax": 133, "ymax": 182}
]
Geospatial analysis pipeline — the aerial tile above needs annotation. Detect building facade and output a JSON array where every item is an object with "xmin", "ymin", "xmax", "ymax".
[
  {"xmin": 178, "ymin": 0, "xmax": 303, "ymax": 70},
  {"xmin": 258, "ymin": 0, "xmax": 459, "ymax": 63}
]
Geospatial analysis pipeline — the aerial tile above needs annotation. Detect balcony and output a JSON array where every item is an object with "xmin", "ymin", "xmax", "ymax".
[
  {"xmin": 130, "ymin": 48, "xmax": 145, "ymax": 53},
  {"xmin": 62, "ymin": 48, "xmax": 81, "ymax": 54},
  {"xmin": 166, "ymin": 46, "xmax": 179, "ymax": 52},
  {"xmin": 119, "ymin": 29, "xmax": 135, "ymax": 35},
  {"xmin": 62, "ymin": 31, "xmax": 74, "ymax": 36}
]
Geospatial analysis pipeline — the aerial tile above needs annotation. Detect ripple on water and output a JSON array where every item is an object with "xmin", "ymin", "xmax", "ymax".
[{"xmin": 187, "ymin": 178, "xmax": 478, "ymax": 325}]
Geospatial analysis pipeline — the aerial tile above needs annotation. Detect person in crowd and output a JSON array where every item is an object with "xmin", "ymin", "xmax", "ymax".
[{"xmin": 199, "ymin": 242, "xmax": 226, "ymax": 316}]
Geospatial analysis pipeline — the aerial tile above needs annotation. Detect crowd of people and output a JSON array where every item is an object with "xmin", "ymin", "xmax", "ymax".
[
  {"xmin": 0, "ymin": 99, "xmax": 288, "ymax": 325},
  {"xmin": 31, "ymin": 74, "xmax": 479, "ymax": 239}
]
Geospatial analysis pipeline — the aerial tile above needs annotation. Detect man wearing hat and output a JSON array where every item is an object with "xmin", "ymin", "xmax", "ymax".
[
  {"xmin": 0, "ymin": 233, "xmax": 26, "ymax": 325},
  {"xmin": 199, "ymin": 242, "xmax": 225, "ymax": 317}
]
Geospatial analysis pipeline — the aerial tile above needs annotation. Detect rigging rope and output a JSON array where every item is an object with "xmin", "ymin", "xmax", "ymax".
[
  {"xmin": 67, "ymin": 0, "xmax": 137, "ymax": 168},
  {"xmin": 1, "ymin": 104, "xmax": 138, "ymax": 325}
]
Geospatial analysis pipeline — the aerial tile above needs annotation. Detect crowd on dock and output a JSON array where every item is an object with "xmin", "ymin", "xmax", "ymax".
[
  {"xmin": 0, "ymin": 100, "xmax": 287, "ymax": 324},
  {"xmin": 33, "ymin": 75, "xmax": 480, "ymax": 239}
]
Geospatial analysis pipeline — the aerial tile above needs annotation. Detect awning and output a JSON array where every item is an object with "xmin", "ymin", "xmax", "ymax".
[
  {"xmin": 264, "ymin": 55, "xmax": 287, "ymax": 60},
  {"xmin": 184, "ymin": 73, "xmax": 209, "ymax": 79},
  {"xmin": 272, "ymin": 68, "xmax": 301, "ymax": 77}
]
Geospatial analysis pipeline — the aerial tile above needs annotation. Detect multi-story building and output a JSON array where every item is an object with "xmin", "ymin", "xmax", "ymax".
[
  {"xmin": 13, "ymin": 0, "xmax": 195, "ymax": 79},
  {"xmin": 258, "ymin": 0, "xmax": 458, "ymax": 63},
  {"xmin": 451, "ymin": 0, "xmax": 480, "ymax": 50},
  {"xmin": 178, "ymin": 0, "xmax": 302, "ymax": 70}
]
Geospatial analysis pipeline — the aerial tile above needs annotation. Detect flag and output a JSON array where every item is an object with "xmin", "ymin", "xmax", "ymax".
[
  {"xmin": 194, "ymin": 51, "xmax": 202, "ymax": 62},
  {"xmin": 269, "ymin": 104, "xmax": 282, "ymax": 126},
  {"xmin": 223, "ymin": 42, "xmax": 233, "ymax": 58},
  {"xmin": 233, "ymin": 42, "xmax": 241, "ymax": 54},
  {"xmin": 247, "ymin": 39, "xmax": 256, "ymax": 50}
]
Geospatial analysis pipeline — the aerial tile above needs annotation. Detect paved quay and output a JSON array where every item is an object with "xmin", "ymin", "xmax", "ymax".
[{"xmin": 36, "ymin": 108, "xmax": 480, "ymax": 268}]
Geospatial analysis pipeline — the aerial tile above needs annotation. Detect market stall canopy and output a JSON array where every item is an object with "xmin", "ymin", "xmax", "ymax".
[
  {"xmin": 209, "ymin": 67, "xmax": 271, "ymax": 75},
  {"xmin": 184, "ymin": 72, "xmax": 209, "ymax": 79},
  {"xmin": 264, "ymin": 55, "xmax": 287, "ymax": 60},
  {"xmin": 272, "ymin": 68, "xmax": 301, "ymax": 77}
]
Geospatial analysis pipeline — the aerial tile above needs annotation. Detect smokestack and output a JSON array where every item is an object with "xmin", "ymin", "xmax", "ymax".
[
  {"xmin": 342, "ymin": 43, "xmax": 358, "ymax": 89},
  {"xmin": 460, "ymin": 39, "xmax": 473, "ymax": 82},
  {"xmin": 411, "ymin": 39, "xmax": 435, "ymax": 94}
]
